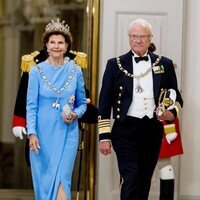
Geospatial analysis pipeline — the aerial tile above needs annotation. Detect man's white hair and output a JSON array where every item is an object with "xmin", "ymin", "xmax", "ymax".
[{"xmin": 128, "ymin": 18, "xmax": 153, "ymax": 36}]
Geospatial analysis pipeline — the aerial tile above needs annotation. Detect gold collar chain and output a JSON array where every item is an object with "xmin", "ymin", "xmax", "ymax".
[{"xmin": 116, "ymin": 55, "xmax": 162, "ymax": 79}]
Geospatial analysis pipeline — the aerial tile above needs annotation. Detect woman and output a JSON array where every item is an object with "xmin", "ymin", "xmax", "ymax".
[{"xmin": 26, "ymin": 19, "xmax": 86, "ymax": 200}]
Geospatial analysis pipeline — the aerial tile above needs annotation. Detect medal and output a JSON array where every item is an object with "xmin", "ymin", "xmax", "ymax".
[
  {"xmin": 52, "ymin": 98, "xmax": 60, "ymax": 109},
  {"xmin": 135, "ymin": 78, "xmax": 143, "ymax": 93},
  {"xmin": 135, "ymin": 84, "xmax": 143, "ymax": 93}
]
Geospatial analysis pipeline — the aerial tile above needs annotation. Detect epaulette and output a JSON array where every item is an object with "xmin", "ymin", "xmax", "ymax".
[
  {"xmin": 70, "ymin": 50, "xmax": 87, "ymax": 69},
  {"xmin": 20, "ymin": 50, "xmax": 87, "ymax": 74},
  {"xmin": 20, "ymin": 51, "xmax": 40, "ymax": 74}
]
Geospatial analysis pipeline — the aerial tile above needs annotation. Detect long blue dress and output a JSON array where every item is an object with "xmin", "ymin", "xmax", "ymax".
[{"xmin": 26, "ymin": 58, "xmax": 86, "ymax": 200}]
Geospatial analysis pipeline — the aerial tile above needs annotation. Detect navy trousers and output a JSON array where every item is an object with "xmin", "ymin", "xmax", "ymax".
[{"xmin": 111, "ymin": 116, "xmax": 163, "ymax": 200}]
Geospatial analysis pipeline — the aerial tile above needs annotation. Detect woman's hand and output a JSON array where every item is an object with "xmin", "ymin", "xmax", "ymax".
[
  {"xmin": 29, "ymin": 134, "xmax": 41, "ymax": 153},
  {"xmin": 62, "ymin": 112, "xmax": 78, "ymax": 124}
]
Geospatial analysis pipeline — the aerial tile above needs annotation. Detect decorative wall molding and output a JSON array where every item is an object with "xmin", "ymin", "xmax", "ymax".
[
  {"xmin": 115, "ymin": 12, "xmax": 167, "ymax": 55},
  {"xmin": 179, "ymin": 196, "xmax": 200, "ymax": 200}
]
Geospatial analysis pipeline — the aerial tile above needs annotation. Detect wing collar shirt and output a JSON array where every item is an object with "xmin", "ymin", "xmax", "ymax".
[{"xmin": 127, "ymin": 51, "xmax": 156, "ymax": 119}]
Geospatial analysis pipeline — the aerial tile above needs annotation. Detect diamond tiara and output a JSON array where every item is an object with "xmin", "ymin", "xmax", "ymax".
[{"xmin": 45, "ymin": 19, "xmax": 70, "ymax": 34}]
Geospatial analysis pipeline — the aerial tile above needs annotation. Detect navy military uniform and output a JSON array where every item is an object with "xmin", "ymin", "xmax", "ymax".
[{"xmin": 98, "ymin": 50, "xmax": 183, "ymax": 200}]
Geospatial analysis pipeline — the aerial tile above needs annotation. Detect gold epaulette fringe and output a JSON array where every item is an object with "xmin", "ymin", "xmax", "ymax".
[
  {"xmin": 20, "ymin": 51, "xmax": 40, "ymax": 74},
  {"xmin": 70, "ymin": 50, "xmax": 87, "ymax": 69}
]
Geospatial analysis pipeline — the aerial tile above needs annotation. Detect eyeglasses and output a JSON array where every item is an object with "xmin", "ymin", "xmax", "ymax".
[{"xmin": 129, "ymin": 34, "xmax": 151, "ymax": 41}]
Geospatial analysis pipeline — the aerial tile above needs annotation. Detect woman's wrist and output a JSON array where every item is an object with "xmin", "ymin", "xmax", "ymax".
[{"xmin": 73, "ymin": 112, "xmax": 78, "ymax": 119}]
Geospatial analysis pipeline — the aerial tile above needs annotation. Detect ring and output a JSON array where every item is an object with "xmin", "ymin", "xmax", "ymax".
[{"xmin": 66, "ymin": 116, "xmax": 72, "ymax": 120}]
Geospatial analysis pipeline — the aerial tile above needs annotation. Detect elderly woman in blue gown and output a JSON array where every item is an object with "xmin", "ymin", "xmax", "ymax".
[{"xmin": 26, "ymin": 19, "xmax": 86, "ymax": 200}]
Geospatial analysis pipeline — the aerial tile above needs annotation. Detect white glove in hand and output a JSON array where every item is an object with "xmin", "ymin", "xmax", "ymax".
[
  {"xmin": 13, "ymin": 126, "xmax": 27, "ymax": 140},
  {"xmin": 166, "ymin": 132, "xmax": 178, "ymax": 144}
]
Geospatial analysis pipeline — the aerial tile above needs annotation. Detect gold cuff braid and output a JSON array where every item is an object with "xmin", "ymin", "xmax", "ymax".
[{"xmin": 98, "ymin": 119, "xmax": 111, "ymax": 134}]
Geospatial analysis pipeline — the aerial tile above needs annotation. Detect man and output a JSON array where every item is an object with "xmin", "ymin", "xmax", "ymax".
[{"xmin": 98, "ymin": 18, "xmax": 183, "ymax": 200}]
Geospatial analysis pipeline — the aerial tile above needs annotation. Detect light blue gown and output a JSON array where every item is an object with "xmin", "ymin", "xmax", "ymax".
[{"xmin": 26, "ymin": 58, "xmax": 86, "ymax": 200}]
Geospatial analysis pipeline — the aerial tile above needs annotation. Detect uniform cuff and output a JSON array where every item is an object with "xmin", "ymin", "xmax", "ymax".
[
  {"xmin": 12, "ymin": 115, "xmax": 26, "ymax": 127},
  {"xmin": 99, "ymin": 132, "xmax": 111, "ymax": 141}
]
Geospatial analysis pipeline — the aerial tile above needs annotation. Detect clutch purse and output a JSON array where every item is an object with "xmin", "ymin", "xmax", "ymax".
[{"xmin": 62, "ymin": 104, "xmax": 72, "ymax": 118}]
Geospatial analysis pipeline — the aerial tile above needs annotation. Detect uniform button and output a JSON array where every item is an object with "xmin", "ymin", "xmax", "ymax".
[
  {"xmin": 118, "ymin": 100, "xmax": 121, "ymax": 104},
  {"xmin": 117, "ymin": 108, "xmax": 120, "ymax": 111},
  {"xmin": 119, "ymin": 93, "xmax": 121, "ymax": 97},
  {"xmin": 119, "ymin": 86, "xmax": 123, "ymax": 90},
  {"xmin": 117, "ymin": 115, "xmax": 120, "ymax": 119}
]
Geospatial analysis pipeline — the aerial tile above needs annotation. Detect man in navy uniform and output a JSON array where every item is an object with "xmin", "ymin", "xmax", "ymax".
[{"xmin": 98, "ymin": 18, "xmax": 183, "ymax": 200}]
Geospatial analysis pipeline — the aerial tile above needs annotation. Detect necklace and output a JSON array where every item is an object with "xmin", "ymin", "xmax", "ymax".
[
  {"xmin": 116, "ymin": 55, "xmax": 161, "ymax": 93},
  {"xmin": 46, "ymin": 59, "xmax": 66, "ymax": 70},
  {"xmin": 37, "ymin": 64, "xmax": 76, "ymax": 109}
]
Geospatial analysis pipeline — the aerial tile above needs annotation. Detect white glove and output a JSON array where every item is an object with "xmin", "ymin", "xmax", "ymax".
[
  {"xmin": 163, "ymin": 123, "xmax": 177, "ymax": 144},
  {"xmin": 12, "ymin": 126, "xmax": 27, "ymax": 140},
  {"xmin": 166, "ymin": 132, "xmax": 178, "ymax": 144}
]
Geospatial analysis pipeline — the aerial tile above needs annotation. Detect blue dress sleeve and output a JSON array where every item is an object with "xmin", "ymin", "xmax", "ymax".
[
  {"xmin": 26, "ymin": 67, "xmax": 39, "ymax": 136},
  {"xmin": 73, "ymin": 67, "xmax": 87, "ymax": 118}
]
